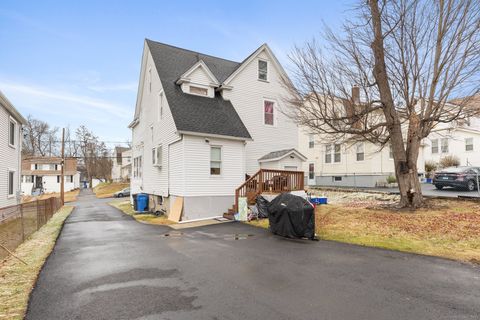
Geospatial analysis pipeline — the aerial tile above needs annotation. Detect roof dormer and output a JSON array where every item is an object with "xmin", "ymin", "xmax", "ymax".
[{"xmin": 176, "ymin": 60, "xmax": 219, "ymax": 98}]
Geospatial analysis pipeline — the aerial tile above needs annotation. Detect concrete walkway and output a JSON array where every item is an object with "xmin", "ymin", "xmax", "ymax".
[{"xmin": 26, "ymin": 189, "xmax": 480, "ymax": 319}]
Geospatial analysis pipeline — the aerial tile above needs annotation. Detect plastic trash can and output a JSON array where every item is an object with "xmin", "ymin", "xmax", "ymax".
[{"xmin": 136, "ymin": 193, "xmax": 149, "ymax": 212}]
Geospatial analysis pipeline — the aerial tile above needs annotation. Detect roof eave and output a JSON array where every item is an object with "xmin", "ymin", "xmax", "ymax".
[{"xmin": 176, "ymin": 130, "xmax": 252, "ymax": 141}]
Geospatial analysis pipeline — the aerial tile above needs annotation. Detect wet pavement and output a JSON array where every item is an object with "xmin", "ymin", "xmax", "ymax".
[{"xmin": 26, "ymin": 189, "xmax": 480, "ymax": 319}]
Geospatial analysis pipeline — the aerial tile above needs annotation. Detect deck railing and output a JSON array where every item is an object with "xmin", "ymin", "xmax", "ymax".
[{"xmin": 234, "ymin": 169, "xmax": 304, "ymax": 212}]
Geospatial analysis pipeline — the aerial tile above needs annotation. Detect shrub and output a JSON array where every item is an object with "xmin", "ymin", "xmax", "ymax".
[
  {"xmin": 439, "ymin": 155, "xmax": 460, "ymax": 169},
  {"xmin": 424, "ymin": 161, "xmax": 438, "ymax": 178},
  {"xmin": 386, "ymin": 175, "xmax": 397, "ymax": 184}
]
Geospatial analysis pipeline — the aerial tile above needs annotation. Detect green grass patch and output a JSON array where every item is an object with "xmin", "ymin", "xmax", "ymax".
[
  {"xmin": 0, "ymin": 205, "xmax": 74, "ymax": 320},
  {"xmin": 109, "ymin": 200, "xmax": 173, "ymax": 226}
]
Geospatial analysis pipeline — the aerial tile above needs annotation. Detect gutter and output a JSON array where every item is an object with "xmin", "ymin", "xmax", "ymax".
[{"xmin": 176, "ymin": 130, "xmax": 252, "ymax": 142}]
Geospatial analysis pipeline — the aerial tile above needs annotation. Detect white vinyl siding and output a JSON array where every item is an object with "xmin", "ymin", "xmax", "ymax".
[
  {"xmin": 131, "ymin": 48, "xmax": 181, "ymax": 198},
  {"xmin": 183, "ymin": 135, "xmax": 245, "ymax": 197},
  {"xmin": 1, "ymin": 105, "xmax": 22, "ymax": 208},
  {"xmin": 263, "ymin": 100, "xmax": 275, "ymax": 126},
  {"xmin": 9, "ymin": 117, "xmax": 16, "ymax": 147},
  {"xmin": 221, "ymin": 49, "xmax": 298, "ymax": 174}
]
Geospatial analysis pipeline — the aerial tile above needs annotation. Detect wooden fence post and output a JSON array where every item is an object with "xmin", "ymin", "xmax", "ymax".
[{"xmin": 20, "ymin": 203, "xmax": 25, "ymax": 242}]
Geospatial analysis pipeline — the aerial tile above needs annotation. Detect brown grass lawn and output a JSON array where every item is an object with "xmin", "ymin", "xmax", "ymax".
[
  {"xmin": 108, "ymin": 200, "xmax": 173, "ymax": 226},
  {"xmin": 0, "ymin": 206, "xmax": 74, "ymax": 320},
  {"xmin": 93, "ymin": 182, "xmax": 129, "ymax": 199},
  {"xmin": 248, "ymin": 199, "xmax": 480, "ymax": 263},
  {"xmin": 22, "ymin": 189, "xmax": 80, "ymax": 204}
]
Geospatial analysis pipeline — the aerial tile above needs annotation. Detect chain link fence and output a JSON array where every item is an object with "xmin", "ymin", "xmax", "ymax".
[{"xmin": 0, "ymin": 197, "xmax": 62, "ymax": 260}]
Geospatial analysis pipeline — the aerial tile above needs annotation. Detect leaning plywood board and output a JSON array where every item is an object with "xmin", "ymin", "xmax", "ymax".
[{"xmin": 169, "ymin": 197, "xmax": 183, "ymax": 222}]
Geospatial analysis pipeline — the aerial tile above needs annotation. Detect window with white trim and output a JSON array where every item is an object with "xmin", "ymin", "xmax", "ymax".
[
  {"xmin": 431, "ymin": 139, "xmax": 438, "ymax": 154},
  {"xmin": 389, "ymin": 144, "xmax": 394, "ymax": 159},
  {"xmin": 356, "ymin": 143, "xmax": 364, "ymax": 161},
  {"xmin": 134, "ymin": 156, "xmax": 142, "ymax": 178},
  {"xmin": 465, "ymin": 138, "xmax": 473, "ymax": 151},
  {"xmin": 334, "ymin": 144, "xmax": 341, "ymax": 163},
  {"xmin": 9, "ymin": 118, "xmax": 16, "ymax": 147},
  {"xmin": 158, "ymin": 91, "xmax": 164, "ymax": 121},
  {"xmin": 8, "ymin": 171, "xmax": 14, "ymax": 196},
  {"xmin": 309, "ymin": 163, "xmax": 315, "ymax": 180},
  {"xmin": 309, "ymin": 135, "xmax": 315, "ymax": 148},
  {"xmin": 258, "ymin": 60, "xmax": 268, "ymax": 81},
  {"xmin": 189, "ymin": 86, "xmax": 208, "ymax": 96},
  {"xmin": 153, "ymin": 145, "xmax": 162, "ymax": 167},
  {"xmin": 325, "ymin": 144, "xmax": 332, "ymax": 163},
  {"xmin": 210, "ymin": 146, "xmax": 221, "ymax": 175},
  {"xmin": 148, "ymin": 68, "xmax": 152, "ymax": 93},
  {"xmin": 264, "ymin": 100, "xmax": 275, "ymax": 126},
  {"xmin": 441, "ymin": 138, "xmax": 449, "ymax": 153}
]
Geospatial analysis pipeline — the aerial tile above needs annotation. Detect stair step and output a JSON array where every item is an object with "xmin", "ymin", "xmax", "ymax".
[{"xmin": 223, "ymin": 212, "xmax": 235, "ymax": 220}]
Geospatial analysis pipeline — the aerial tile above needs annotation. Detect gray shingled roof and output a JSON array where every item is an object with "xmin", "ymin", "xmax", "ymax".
[
  {"xmin": 258, "ymin": 148, "xmax": 307, "ymax": 161},
  {"xmin": 146, "ymin": 39, "xmax": 251, "ymax": 139}
]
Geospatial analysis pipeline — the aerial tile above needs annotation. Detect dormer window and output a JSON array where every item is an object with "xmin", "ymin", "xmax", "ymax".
[
  {"xmin": 189, "ymin": 86, "xmax": 208, "ymax": 96},
  {"xmin": 258, "ymin": 60, "xmax": 268, "ymax": 81}
]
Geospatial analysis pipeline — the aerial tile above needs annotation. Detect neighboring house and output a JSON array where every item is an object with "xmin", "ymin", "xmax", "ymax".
[
  {"xmin": 129, "ymin": 39, "xmax": 301, "ymax": 221},
  {"xmin": 0, "ymin": 90, "xmax": 26, "ymax": 208},
  {"xmin": 120, "ymin": 149, "xmax": 132, "ymax": 181},
  {"xmin": 299, "ymin": 91, "xmax": 480, "ymax": 188},
  {"xmin": 111, "ymin": 146, "xmax": 130, "ymax": 182},
  {"xmin": 21, "ymin": 157, "xmax": 80, "ymax": 195}
]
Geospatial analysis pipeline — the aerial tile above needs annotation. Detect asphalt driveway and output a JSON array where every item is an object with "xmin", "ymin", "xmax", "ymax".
[{"xmin": 26, "ymin": 189, "xmax": 480, "ymax": 319}]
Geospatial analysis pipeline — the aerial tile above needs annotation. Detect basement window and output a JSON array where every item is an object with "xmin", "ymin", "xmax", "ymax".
[
  {"xmin": 189, "ymin": 86, "xmax": 208, "ymax": 96},
  {"xmin": 333, "ymin": 176, "xmax": 342, "ymax": 182}
]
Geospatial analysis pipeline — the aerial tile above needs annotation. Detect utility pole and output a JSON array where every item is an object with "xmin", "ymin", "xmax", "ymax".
[{"xmin": 61, "ymin": 128, "xmax": 65, "ymax": 205}]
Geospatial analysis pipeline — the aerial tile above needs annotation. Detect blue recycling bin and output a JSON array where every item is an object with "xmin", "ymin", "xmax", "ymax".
[
  {"xmin": 136, "ymin": 193, "xmax": 148, "ymax": 212},
  {"xmin": 310, "ymin": 197, "xmax": 328, "ymax": 205}
]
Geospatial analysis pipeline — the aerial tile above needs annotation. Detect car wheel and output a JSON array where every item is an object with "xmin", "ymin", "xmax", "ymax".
[
  {"xmin": 467, "ymin": 180, "xmax": 476, "ymax": 191},
  {"xmin": 435, "ymin": 184, "xmax": 444, "ymax": 190},
  {"xmin": 118, "ymin": 193, "xmax": 123, "ymax": 198}
]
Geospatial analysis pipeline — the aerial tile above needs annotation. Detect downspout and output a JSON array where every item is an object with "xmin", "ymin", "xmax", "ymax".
[{"xmin": 167, "ymin": 134, "xmax": 183, "ymax": 196}]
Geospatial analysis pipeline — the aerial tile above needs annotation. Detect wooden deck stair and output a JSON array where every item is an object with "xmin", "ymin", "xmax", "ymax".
[{"xmin": 223, "ymin": 169, "xmax": 304, "ymax": 220}]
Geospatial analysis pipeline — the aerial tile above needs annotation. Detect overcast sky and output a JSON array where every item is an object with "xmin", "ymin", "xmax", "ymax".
[{"xmin": 0, "ymin": 0, "xmax": 352, "ymax": 147}]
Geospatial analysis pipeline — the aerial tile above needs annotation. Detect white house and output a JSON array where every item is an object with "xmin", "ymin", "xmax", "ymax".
[
  {"xmin": 111, "ymin": 146, "xmax": 130, "ymax": 182},
  {"xmin": 21, "ymin": 157, "xmax": 81, "ymax": 195},
  {"xmin": 299, "ymin": 94, "xmax": 480, "ymax": 188},
  {"xmin": 129, "ymin": 39, "xmax": 302, "ymax": 221},
  {"xmin": 0, "ymin": 90, "xmax": 26, "ymax": 208}
]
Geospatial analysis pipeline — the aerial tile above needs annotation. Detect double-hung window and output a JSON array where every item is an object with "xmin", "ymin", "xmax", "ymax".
[
  {"xmin": 309, "ymin": 163, "xmax": 315, "ymax": 180},
  {"xmin": 431, "ymin": 139, "xmax": 439, "ymax": 154},
  {"xmin": 258, "ymin": 60, "xmax": 268, "ymax": 81},
  {"xmin": 465, "ymin": 138, "xmax": 474, "ymax": 151},
  {"xmin": 334, "ymin": 144, "xmax": 341, "ymax": 163},
  {"xmin": 153, "ymin": 145, "xmax": 162, "ymax": 167},
  {"xmin": 210, "ymin": 146, "xmax": 221, "ymax": 175},
  {"xmin": 325, "ymin": 145, "xmax": 332, "ymax": 163},
  {"xmin": 356, "ymin": 143, "xmax": 364, "ymax": 161},
  {"xmin": 8, "ymin": 171, "xmax": 14, "ymax": 196},
  {"xmin": 9, "ymin": 118, "xmax": 16, "ymax": 147},
  {"xmin": 309, "ymin": 135, "xmax": 315, "ymax": 148},
  {"xmin": 264, "ymin": 100, "xmax": 275, "ymax": 126},
  {"xmin": 441, "ymin": 138, "xmax": 449, "ymax": 153}
]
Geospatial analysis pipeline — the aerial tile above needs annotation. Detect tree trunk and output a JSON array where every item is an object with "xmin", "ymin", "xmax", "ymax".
[{"xmin": 369, "ymin": 0, "xmax": 424, "ymax": 208}]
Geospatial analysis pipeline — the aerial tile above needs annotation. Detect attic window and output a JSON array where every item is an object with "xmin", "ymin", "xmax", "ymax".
[
  {"xmin": 189, "ymin": 86, "xmax": 208, "ymax": 96},
  {"xmin": 258, "ymin": 60, "xmax": 268, "ymax": 81}
]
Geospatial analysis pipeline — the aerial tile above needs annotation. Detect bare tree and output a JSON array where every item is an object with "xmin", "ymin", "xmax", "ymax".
[
  {"xmin": 75, "ymin": 125, "xmax": 113, "ymax": 187},
  {"xmin": 284, "ymin": 0, "xmax": 480, "ymax": 207},
  {"xmin": 22, "ymin": 115, "xmax": 59, "ymax": 157}
]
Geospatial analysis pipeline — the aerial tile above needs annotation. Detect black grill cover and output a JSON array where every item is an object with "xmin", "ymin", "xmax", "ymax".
[{"xmin": 267, "ymin": 193, "xmax": 315, "ymax": 240}]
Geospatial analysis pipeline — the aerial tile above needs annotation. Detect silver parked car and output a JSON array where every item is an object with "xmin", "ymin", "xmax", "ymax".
[{"xmin": 114, "ymin": 188, "xmax": 130, "ymax": 198}]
